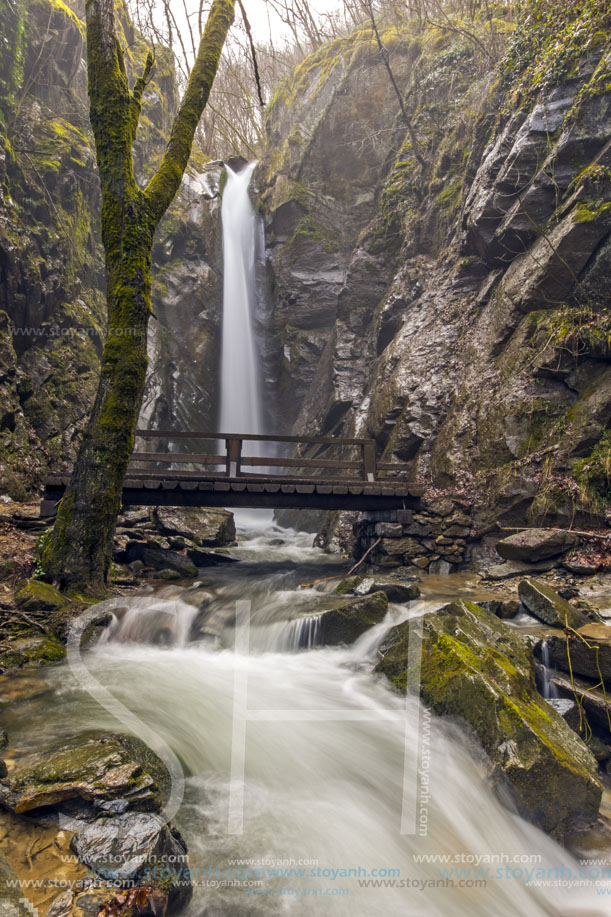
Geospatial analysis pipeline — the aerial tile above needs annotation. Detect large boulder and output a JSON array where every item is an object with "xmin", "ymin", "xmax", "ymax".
[
  {"xmin": 550, "ymin": 669, "xmax": 611, "ymax": 734},
  {"xmin": 0, "ymin": 735, "xmax": 167, "ymax": 816},
  {"xmin": 496, "ymin": 529, "xmax": 577, "ymax": 562},
  {"xmin": 376, "ymin": 600, "xmax": 602, "ymax": 837},
  {"xmin": 354, "ymin": 577, "xmax": 421, "ymax": 603},
  {"xmin": 518, "ymin": 578, "xmax": 592, "ymax": 629},
  {"xmin": 124, "ymin": 542, "xmax": 197, "ymax": 578},
  {"xmin": 71, "ymin": 813, "xmax": 191, "ymax": 911},
  {"xmin": 152, "ymin": 507, "xmax": 235, "ymax": 547},
  {"xmin": 318, "ymin": 592, "xmax": 389, "ymax": 645},
  {"xmin": 0, "ymin": 632, "xmax": 65, "ymax": 672},
  {"xmin": 545, "ymin": 623, "xmax": 611, "ymax": 683},
  {"xmin": 15, "ymin": 581, "xmax": 67, "ymax": 613}
]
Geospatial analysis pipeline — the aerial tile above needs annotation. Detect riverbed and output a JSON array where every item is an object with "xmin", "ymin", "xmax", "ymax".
[{"xmin": 2, "ymin": 524, "xmax": 610, "ymax": 916}]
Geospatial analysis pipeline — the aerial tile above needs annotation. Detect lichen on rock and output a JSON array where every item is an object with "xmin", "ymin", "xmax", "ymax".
[{"xmin": 376, "ymin": 599, "xmax": 602, "ymax": 838}]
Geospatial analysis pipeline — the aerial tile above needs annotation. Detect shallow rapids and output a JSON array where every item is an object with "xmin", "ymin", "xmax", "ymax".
[{"xmin": 4, "ymin": 526, "xmax": 610, "ymax": 916}]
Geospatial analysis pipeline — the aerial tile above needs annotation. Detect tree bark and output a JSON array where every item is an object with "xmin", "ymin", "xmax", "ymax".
[{"xmin": 42, "ymin": 0, "xmax": 235, "ymax": 592}]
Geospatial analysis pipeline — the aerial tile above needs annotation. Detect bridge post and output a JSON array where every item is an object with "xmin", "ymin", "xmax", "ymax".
[
  {"xmin": 226, "ymin": 437, "xmax": 242, "ymax": 478},
  {"xmin": 363, "ymin": 441, "xmax": 376, "ymax": 482}
]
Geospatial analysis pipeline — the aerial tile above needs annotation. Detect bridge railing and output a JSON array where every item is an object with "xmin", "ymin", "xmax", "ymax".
[{"xmin": 130, "ymin": 430, "xmax": 409, "ymax": 483}]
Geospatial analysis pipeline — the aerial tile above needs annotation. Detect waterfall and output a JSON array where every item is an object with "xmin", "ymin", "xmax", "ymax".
[
  {"xmin": 540, "ymin": 640, "xmax": 560, "ymax": 700},
  {"xmin": 219, "ymin": 162, "xmax": 273, "ymax": 527},
  {"xmin": 219, "ymin": 162, "xmax": 264, "ymax": 439}
]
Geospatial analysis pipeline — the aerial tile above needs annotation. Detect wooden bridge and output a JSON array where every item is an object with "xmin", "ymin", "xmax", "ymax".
[{"xmin": 41, "ymin": 430, "xmax": 422, "ymax": 516}]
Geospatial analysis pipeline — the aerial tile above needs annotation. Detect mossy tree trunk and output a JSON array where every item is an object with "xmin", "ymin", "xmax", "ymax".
[{"xmin": 42, "ymin": 0, "xmax": 235, "ymax": 592}]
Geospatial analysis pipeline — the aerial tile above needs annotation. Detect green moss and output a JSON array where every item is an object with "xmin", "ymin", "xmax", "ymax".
[
  {"xmin": 377, "ymin": 600, "xmax": 601, "ymax": 834},
  {"xmin": 34, "ymin": 0, "xmax": 86, "ymax": 37},
  {"xmin": 0, "ymin": 0, "xmax": 25, "ymax": 107},
  {"xmin": 335, "ymin": 575, "xmax": 364, "ymax": 595},
  {"xmin": 573, "ymin": 430, "xmax": 611, "ymax": 512},
  {"xmin": 15, "ymin": 579, "xmax": 68, "ymax": 612},
  {"xmin": 501, "ymin": 0, "xmax": 611, "ymax": 111},
  {"xmin": 573, "ymin": 201, "xmax": 611, "ymax": 223}
]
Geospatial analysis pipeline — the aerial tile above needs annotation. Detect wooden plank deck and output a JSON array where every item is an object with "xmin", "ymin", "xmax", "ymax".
[
  {"xmin": 41, "ymin": 472, "xmax": 423, "ymax": 515},
  {"xmin": 40, "ymin": 431, "xmax": 423, "ymax": 516}
]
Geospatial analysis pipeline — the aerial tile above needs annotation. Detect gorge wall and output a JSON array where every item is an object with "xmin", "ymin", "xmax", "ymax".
[
  {"xmin": 0, "ymin": 0, "xmax": 223, "ymax": 492},
  {"xmin": 258, "ymin": 3, "xmax": 611, "ymax": 544},
  {"xmin": 0, "ymin": 0, "xmax": 608, "ymax": 554}
]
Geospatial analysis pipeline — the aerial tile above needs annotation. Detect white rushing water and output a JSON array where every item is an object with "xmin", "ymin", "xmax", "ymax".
[
  {"xmin": 7, "ymin": 528, "xmax": 610, "ymax": 917},
  {"xmin": 219, "ymin": 162, "xmax": 263, "ymax": 439},
  {"xmin": 219, "ymin": 161, "xmax": 273, "ymax": 527}
]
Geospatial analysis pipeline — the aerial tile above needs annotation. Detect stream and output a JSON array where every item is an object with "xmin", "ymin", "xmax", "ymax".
[{"xmin": 2, "ymin": 524, "xmax": 610, "ymax": 916}]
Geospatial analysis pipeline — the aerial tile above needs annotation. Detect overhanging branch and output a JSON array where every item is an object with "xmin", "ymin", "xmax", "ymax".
[{"xmin": 145, "ymin": 0, "xmax": 236, "ymax": 223}]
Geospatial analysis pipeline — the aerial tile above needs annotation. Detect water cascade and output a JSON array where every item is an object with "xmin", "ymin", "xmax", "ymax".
[
  {"xmin": 4, "ymin": 530, "xmax": 608, "ymax": 916},
  {"xmin": 540, "ymin": 640, "xmax": 560, "ymax": 700},
  {"xmin": 219, "ymin": 162, "xmax": 265, "ymax": 440}
]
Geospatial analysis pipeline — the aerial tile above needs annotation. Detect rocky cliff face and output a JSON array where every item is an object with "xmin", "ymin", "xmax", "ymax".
[
  {"xmin": 140, "ymin": 161, "xmax": 224, "ymax": 439},
  {"xmin": 259, "ymin": 4, "xmax": 611, "ymax": 539},
  {"xmin": 0, "ymin": 0, "xmax": 222, "ymax": 493}
]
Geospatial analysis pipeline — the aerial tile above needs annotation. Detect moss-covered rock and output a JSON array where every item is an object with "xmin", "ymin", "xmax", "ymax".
[
  {"xmin": 0, "ymin": 734, "xmax": 167, "ymax": 815},
  {"xmin": 354, "ymin": 577, "xmax": 421, "ymax": 603},
  {"xmin": 318, "ymin": 591, "xmax": 389, "ymax": 645},
  {"xmin": 518, "ymin": 578, "xmax": 592, "ymax": 629},
  {"xmin": 376, "ymin": 600, "xmax": 602, "ymax": 838},
  {"xmin": 0, "ymin": 631, "xmax": 65, "ymax": 672},
  {"xmin": 334, "ymin": 574, "xmax": 364, "ymax": 595},
  {"xmin": 15, "ymin": 579, "xmax": 67, "ymax": 612},
  {"xmin": 124, "ymin": 542, "xmax": 197, "ymax": 578}
]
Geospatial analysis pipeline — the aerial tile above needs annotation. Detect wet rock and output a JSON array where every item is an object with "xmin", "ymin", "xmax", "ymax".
[
  {"xmin": 71, "ymin": 813, "xmax": 191, "ymax": 910},
  {"xmin": 334, "ymin": 575, "xmax": 364, "ymax": 595},
  {"xmin": 586, "ymin": 736, "xmax": 610, "ymax": 764},
  {"xmin": 482, "ymin": 559, "xmax": 558, "ymax": 580},
  {"xmin": 545, "ymin": 623, "xmax": 611, "ymax": 683},
  {"xmin": 376, "ymin": 600, "xmax": 602, "ymax": 838},
  {"xmin": 117, "ymin": 508, "xmax": 150, "ymax": 529},
  {"xmin": 518, "ymin": 579, "xmax": 591, "ymax": 629},
  {"xmin": 0, "ymin": 632, "xmax": 65, "ymax": 672},
  {"xmin": 186, "ymin": 547, "xmax": 238, "ymax": 567},
  {"xmin": 564, "ymin": 557, "xmax": 602, "ymax": 576},
  {"xmin": 190, "ymin": 605, "xmax": 235, "ymax": 641},
  {"xmin": 63, "ymin": 887, "xmax": 168, "ymax": 916},
  {"xmin": 496, "ymin": 529, "xmax": 577, "ymax": 562},
  {"xmin": 15, "ymin": 580, "xmax": 67, "ymax": 613},
  {"xmin": 0, "ymin": 735, "xmax": 166, "ymax": 816},
  {"xmin": 0, "ymin": 561, "xmax": 19, "ymax": 581},
  {"xmin": 152, "ymin": 507, "xmax": 235, "ymax": 547},
  {"xmin": 318, "ymin": 592, "xmax": 389, "ymax": 645},
  {"xmin": 479, "ymin": 599, "xmax": 521, "ymax": 620},
  {"xmin": 155, "ymin": 568, "xmax": 182, "ymax": 581},
  {"xmin": 181, "ymin": 586, "xmax": 216, "ymax": 610},
  {"xmin": 547, "ymin": 698, "xmax": 582, "ymax": 732},
  {"xmin": 354, "ymin": 577, "xmax": 420, "ymax": 603},
  {"xmin": 124, "ymin": 542, "xmax": 197, "ymax": 578},
  {"xmin": 45, "ymin": 889, "xmax": 75, "ymax": 917},
  {"xmin": 551, "ymin": 669, "xmax": 611, "ymax": 735},
  {"xmin": 0, "ymin": 851, "xmax": 30, "ymax": 916}
]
